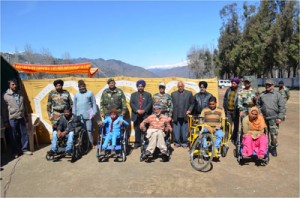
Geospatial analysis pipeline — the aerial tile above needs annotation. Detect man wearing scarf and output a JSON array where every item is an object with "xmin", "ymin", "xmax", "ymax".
[
  {"xmin": 73, "ymin": 80, "xmax": 98, "ymax": 147},
  {"xmin": 223, "ymin": 77, "xmax": 240, "ymax": 143},
  {"xmin": 241, "ymin": 107, "xmax": 268, "ymax": 159},
  {"xmin": 47, "ymin": 79, "xmax": 73, "ymax": 132},
  {"xmin": 130, "ymin": 80, "xmax": 153, "ymax": 149}
]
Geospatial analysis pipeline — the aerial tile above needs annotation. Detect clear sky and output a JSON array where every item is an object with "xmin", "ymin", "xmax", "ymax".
[{"xmin": 1, "ymin": 0, "xmax": 249, "ymax": 68}]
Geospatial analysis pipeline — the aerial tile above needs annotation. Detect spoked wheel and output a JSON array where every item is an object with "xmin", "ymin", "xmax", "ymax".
[
  {"xmin": 79, "ymin": 130, "xmax": 90, "ymax": 155},
  {"xmin": 45, "ymin": 154, "xmax": 54, "ymax": 161},
  {"xmin": 190, "ymin": 133, "xmax": 215, "ymax": 172},
  {"xmin": 121, "ymin": 151, "xmax": 126, "ymax": 162}
]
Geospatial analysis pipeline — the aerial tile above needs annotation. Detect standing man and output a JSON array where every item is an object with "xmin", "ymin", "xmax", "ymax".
[
  {"xmin": 257, "ymin": 79, "xmax": 285, "ymax": 157},
  {"xmin": 130, "ymin": 80, "xmax": 153, "ymax": 149},
  {"xmin": 223, "ymin": 77, "xmax": 240, "ymax": 143},
  {"xmin": 73, "ymin": 80, "xmax": 97, "ymax": 147},
  {"xmin": 192, "ymin": 81, "xmax": 212, "ymax": 115},
  {"xmin": 237, "ymin": 77, "xmax": 257, "ymax": 120},
  {"xmin": 278, "ymin": 80, "xmax": 290, "ymax": 116},
  {"xmin": 171, "ymin": 81, "xmax": 194, "ymax": 148},
  {"xmin": 2, "ymin": 79, "xmax": 32, "ymax": 157},
  {"xmin": 152, "ymin": 82, "xmax": 173, "ymax": 118},
  {"xmin": 100, "ymin": 78, "xmax": 127, "ymax": 119},
  {"xmin": 47, "ymin": 79, "xmax": 73, "ymax": 132}
]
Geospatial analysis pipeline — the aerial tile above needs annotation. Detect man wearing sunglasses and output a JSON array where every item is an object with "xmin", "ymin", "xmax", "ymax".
[{"xmin": 257, "ymin": 79, "xmax": 285, "ymax": 157}]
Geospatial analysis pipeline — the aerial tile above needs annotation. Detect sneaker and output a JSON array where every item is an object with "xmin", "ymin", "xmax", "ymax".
[
  {"xmin": 145, "ymin": 150, "xmax": 151, "ymax": 156},
  {"xmin": 23, "ymin": 151, "xmax": 33, "ymax": 155},
  {"xmin": 47, "ymin": 150, "xmax": 56, "ymax": 156},
  {"xmin": 65, "ymin": 150, "xmax": 72, "ymax": 156}
]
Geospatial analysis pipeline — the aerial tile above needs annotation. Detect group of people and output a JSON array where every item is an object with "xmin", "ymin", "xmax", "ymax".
[{"xmin": 1, "ymin": 76, "xmax": 288, "ymax": 160}]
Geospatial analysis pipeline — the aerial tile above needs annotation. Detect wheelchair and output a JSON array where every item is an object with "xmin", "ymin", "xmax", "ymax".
[
  {"xmin": 187, "ymin": 115, "xmax": 231, "ymax": 172},
  {"xmin": 234, "ymin": 119, "xmax": 269, "ymax": 166},
  {"xmin": 45, "ymin": 126, "xmax": 90, "ymax": 162},
  {"xmin": 140, "ymin": 123, "xmax": 172, "ymax": 162},
  {"xmin": 96, "ymin": 125, "xmax": 128, "ymax": 162}
]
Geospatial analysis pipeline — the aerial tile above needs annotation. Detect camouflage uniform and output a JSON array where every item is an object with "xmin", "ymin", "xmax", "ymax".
[
  {"xmin": 237, "ymin": 87, "xmax": 258, "ymax": 114},
  {"xmin": 278, "ymin": 85, "xmax": 290, "ymax": 114},
  {"xmin": 100, "ymin": 88, "xmax": 127, "ymax": 116},
  {"xmin": 258, "ymin": 89, "xmax": 285, "ymax": 147},
  {"xmin": 47, "ymin": 90, "xmax": 73, "ymax": 127},
  {"xmin": 152, "ymin": 93, "xmax": 173, "ymax": 117}
]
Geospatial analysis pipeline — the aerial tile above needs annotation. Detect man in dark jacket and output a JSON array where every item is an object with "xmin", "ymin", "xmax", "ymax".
[
  {"xmin": 3, "ymin": 79, "xmax": 32, "ymax": 157},
  {"xmin": 171, "ymin": 81, "xmax": 194, "ymax": 148},
  {"xmin": 47, "ymin": 108, "xmax": 81, "ymax": 155},
  {"xmin": 192, "ymin": 81, "xmax": 212, "ymax": 115},
  {"xmin": 130, "ymin": 80, "xmax": 153, "ymax": 148},
  {"xmin": 223, "ymin": 77, "xmax": 240, "ymax": 142}
]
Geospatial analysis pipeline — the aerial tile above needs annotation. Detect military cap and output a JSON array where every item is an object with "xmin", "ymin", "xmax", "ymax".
[
  {"xmin": 107, "ymin": 78, "xmax": 115, "ymax": 84},
  {"xmin": 243, "ymin": 76, "xmax": 252, "ymax": 82},
  {"xmin": 265, "ymin": 79, "xmax": 274, "ymax": 85}
]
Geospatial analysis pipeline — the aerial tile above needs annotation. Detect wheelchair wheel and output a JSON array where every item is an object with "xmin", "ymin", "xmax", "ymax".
[
  {"xmin": 190, "ymin": 133, "xmax": 214, "ymax": 171},
  {"xmin": 45, "ymin": 154, "xmax": 54, "ymax": 161},
  {"xmin": 79, "ymin": 130, "xmax": 90, "ymax": 155},
  {"xmin": 121, "ymin": 151, "xmax": 126, "ymax": 162},
  {"xmin": 221, "ymin": 145, "xmax": 229, "ymax": 157}
]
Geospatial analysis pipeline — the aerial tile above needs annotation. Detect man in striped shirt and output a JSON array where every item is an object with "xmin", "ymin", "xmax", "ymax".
[
  {"xmin": 140, "ymin": 105, "xmax": 172, "ymax": 157},
  {"xmin": 200, "ymin": 96, "xmax": 225, "ymax": 156}
]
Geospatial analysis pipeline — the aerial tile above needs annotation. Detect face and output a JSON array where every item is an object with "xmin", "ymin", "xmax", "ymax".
[
  {"xmin": 231, "ymin": 82, "xmax": 238, "ymax": 89},
  {"xmin": 9, "ymin": 81, "xmax": 17, "ymax": 91},
  {"xmin": 177, "ymin": 82, "xmax": 184, "ymax": 92},
  {"xmin": 208, "ymin": 101, "xmax": 216, "ymax": 110},
  {"xmin": 110, "ymin": 112, "xmax": 117, "ymax": 119},
  {"xmin": 279, "ymin": 83, "xmax": 283, "ymax": 88},
  {"xmin": 244, "ymin": 81, "xmax": 251, "ymax": 89},
  {"xmin": 79, "ymin": 84, "xmax": 87, "ymax": 93},
  {"xmin": 108, "ymin": 81, "xmax": 116, "ymax": 90},
  {"xmin": 200, "ymin": 85, "xmax": 206, "ymax": 93},
  {"xmin": 55, "ymin": 84, "xmax": 63, "ymax": 92},
  {"xmin": 250, "ymin": 110, "xmax": 258, "ymax": 120},
  {"xmin": 64, "ymin": 109, "xmax": 71, "ymax": 118},
  {"xmin": 265, "ymin": 83, "xmax": 274, "ymax": 91},
  {"xmin": 137, "ymin": 84, "xmax": 144, "ymax": 93},
  {"xmin": 159, "ymin": 86, "xmax": 165, "ymax": 93},
  {"xmin": 153, "ymin": 107, "xmax": 161, "ymax": 116}
]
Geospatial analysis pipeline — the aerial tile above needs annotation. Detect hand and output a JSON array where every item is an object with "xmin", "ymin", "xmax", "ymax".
[
  {"xmin": 49, "ymin": 114, "xmax": 53, "ymax": 120},
  {"xmin": 98, "ymin": 121, "xmax": 103, "ymax": 126},
  {"xmin": 137, "ymin": 110, "xmax": 145, "ymax": 115},
  {"xmin": 57, "ymin": 131, "xmax": 62, "ymax": 138},
  {"xmin": 119, "ymin": 121, "xmax": 123, "ymax": 126},
  {"xmin": 166, "ymin": 117, "xmax": 172, "ymax": 122},
  {"xmin": 186, "ymin": 110, "xmax": 191, "ymax": 115},
  {"xmin": 276, "ymin": 119, "xmax": 282, "ymax": 124},
  {"xmin": 100, "ymin": 113, "xmax": 104, "ymax": 118},
  {"xmin": 239, "ymin": 111, "xmax": 244, "ymax": 117}
]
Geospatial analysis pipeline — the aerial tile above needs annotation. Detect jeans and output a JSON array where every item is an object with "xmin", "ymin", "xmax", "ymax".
[
  {"xmin": 203, "ymin": 128, "xmax": 224, "ymax": 148},
  {"xmin": 9, "ymin": 118, "xmax": 29, "ymax": 154},
  {"xmin": 102, "ymin": 131, "xmax": 120, "ymax": 149},
  {"xmin": 51, "ymin": 130, "xmax": 74, "ymax": 151},
  {"xmin": 173, "ymin": 118, "xmax": 188, "ymax": 146},
  {"xmin": 134, "ymin": 116, "xmax": 143, "ymax": 145}
]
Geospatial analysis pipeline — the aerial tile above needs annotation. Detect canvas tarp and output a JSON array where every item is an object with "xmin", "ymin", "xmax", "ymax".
[{"xmin": 22, "ymin": 76, "xmax": 219, "ymax": 143}]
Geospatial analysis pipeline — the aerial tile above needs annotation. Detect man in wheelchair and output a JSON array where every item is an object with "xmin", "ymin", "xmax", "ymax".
[
  {"xmin": 199, "ymin": 96, "xmax": 225, "ymax": 157},
  {"xmin": 140, "ymin": 105, "xmax": 172, "ymax": 160},
  {"xmin": 47, "ymin": 107, "xmax": 81, "ymax": 156}
]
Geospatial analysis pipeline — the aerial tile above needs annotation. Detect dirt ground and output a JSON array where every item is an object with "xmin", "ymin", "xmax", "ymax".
[{"xmin": 1, "ymin": 88, "xmax": 299, "ymax": 197}]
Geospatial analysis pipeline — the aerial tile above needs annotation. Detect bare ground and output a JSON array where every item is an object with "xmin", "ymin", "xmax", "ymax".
[{"xmin": 1, "ymin": 89, "xmax": 299, "ymax": 197}]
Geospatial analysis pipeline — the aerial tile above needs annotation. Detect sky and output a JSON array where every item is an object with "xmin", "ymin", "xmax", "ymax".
[{"xmin": 1, "ymin": 0, "xmax": 252, "ymax": 69}]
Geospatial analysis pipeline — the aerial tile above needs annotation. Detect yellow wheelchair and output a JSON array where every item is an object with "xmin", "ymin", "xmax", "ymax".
[{"xmin": 188, "ymin": 115, "xmax": 232, "ymax": 171}]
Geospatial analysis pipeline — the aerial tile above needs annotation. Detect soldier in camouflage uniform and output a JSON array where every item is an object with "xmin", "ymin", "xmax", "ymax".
[
  {"xmin": 47, "ymin": 79, "xmax": 73, "ymax": 131},
  {"xmin": 258, "ymin": 79, "xmax": 285, "ymax": 157},
  {"xmin": 237, "ymin": 77, "xmax": 258, "ymax": 120},
  {"xmin": 152, "ymin": 82, "xmax": 173, "ymax": 118},
  {"xmin": 278, "ymin": 80, "xmax": 290, "ymax": 115},
  {"xmin": 100, "ymin": 78, "xmax": 127, "ymax": 119}
]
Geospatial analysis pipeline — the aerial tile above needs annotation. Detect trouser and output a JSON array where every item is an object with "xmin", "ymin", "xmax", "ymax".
[
  {"xmin": 203, "ymin": 128, "xmax": 224, "ymax": 148},
  {"xmin": 226, "ymin": 110, "xmax": 239, "ymax": 140},
  {"xmin": 9, "ymin": 118, "xmax": 29, "ymax": 154},
  {"xmin": 82, "ymin": 118, "xmax": 93, "ymax": 145},
  {"xmin": 51, "ymin": 131, "xmax": 74, "ymax": 151},
  {"xmin": 102, "ymin": 131, "xmax": 120, "ymax": 149},
  {"xmin": 134, "ymin": 116, "xmax": 144, "ymax": 145},
  {"xmin": 266, "ymin": 119, "xmax": 279, "ymax": 147},
  {"xmin": 242, "ymin": 134, "xmax": 268, "ymax": 158},
  {"xmin": 173, "ymin": 118, "xmax": 188, "ymax": 146},
  {"xmin": 146, "ymin": 128, "xmax": 167, "ymax": 154}
]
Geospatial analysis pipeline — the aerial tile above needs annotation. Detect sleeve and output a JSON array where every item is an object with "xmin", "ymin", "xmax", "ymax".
[
  {"xmin": 168, "ymin": 94, "xmax": 173, "ymax": 117},
  {"xmin": 121, "ymin": 119, "xmax": 129, "ymax": 126},
  {"xmin": 121, "ymin": 91, "xmax": 127, "ymax": 116},
  {"xmin": 2, "ymin": 94, "xmax": 8, "ymax": 122},
  {"xmin": 277, "ymin": 93, "xmax": 285, "ymax": 119},
  {"xmin": 57, "ymin": 117, "xmax": 64, "ymax": 132},
  {"xmin": 237, "ymin": 91, "xmax": 244, "ymax": 111},
  {"xmin": 130, "ymin": 93, "xmax": 138, "ymax": 113},
  {"xmin": 286, "ymin": 88, "xmax": 290, "ymax": 101},
  {"xmin": 47, "ymin": 92, "xmax": 52, "ymax": 117},
  {"xmin": 91, "ymin": 93, "xmax": 98, "ymax": 116},
  {"xmin": 72, "ymin": 94, "xmax": 77, "ymax": 115},
  {"xmin": 100, "ymin": 91, "xmax": 106, "ymax": 114},
  {"xmin": 143, "ymin": 93, "xmax": 153, "ymax": 113},
  {"xmin": 242, "ymin": 116, "xmax": 250, "ymax": 135},
  {"xmin": 188, "ymin": 92, "xmax": 194, "ymax": 112},
  {"xmin": 140, "ymin": 117, "xmax": 149, "ymax": 131}
]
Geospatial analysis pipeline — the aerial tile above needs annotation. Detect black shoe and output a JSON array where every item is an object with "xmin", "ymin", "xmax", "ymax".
[
  {"xmin": 47, "ymin": 150, "xmax": 56, "ymax": 156},
  {"xmin": 111, "ymin": 146, "xmax": 116, "ymax": 156},
  {"xmin": 271, "ymin": 147, "xmax": 277, "ymax": 157},
  {"xmin": 65, "ymin": 150, "xmax": 72, "ymax": 156},
  {"xmin": 161, "ymin": 152, "xmax": 168, "ymax": 162},
  {"xmin": 145, "ymin": 150, "xmax": 151, "ymax": 156},
  {"xmin": 134, "ymin": 143, "xmax": 141, "ymax": 149}
]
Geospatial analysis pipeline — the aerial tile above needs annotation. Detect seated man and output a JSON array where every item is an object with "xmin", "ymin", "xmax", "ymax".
[
  {"xmin": 140, "ymin": 105, "xmax": 172, "ymax": 157},
  {"xmin": 98, "ymin": 109, "xmax": 129, "ymax": 156},
  {"xmin": 241, "ymin": 106, "xmax": 268, "ymax": 159},
  {"xmin": 200, "ymin": 96, "xmax": 225, "ymax": 156},
  {"xmin": 48, "ymin": 108, "xmax": 81, "ymax": 156}
]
